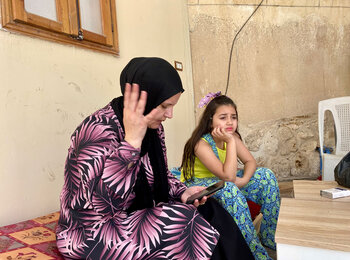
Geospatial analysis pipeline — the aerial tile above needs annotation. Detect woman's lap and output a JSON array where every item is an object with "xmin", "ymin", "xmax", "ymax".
[
  {"xmin": 57, "ymin": 202, "xmax": 220, "ymax": 260},
  {"xmin": 184, "ymin": 167, "xmax": 280, "ymax": 259}
]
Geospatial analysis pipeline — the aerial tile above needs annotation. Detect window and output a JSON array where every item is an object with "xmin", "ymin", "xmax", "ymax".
[{"xmin": 0, "ymin": 0, "xmax": 118, "ymax": 55}]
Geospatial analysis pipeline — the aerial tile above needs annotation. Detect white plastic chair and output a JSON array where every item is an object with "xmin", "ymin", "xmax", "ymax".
[{"xmin": 318, "ymin": 96, "xmax": 350, "ymax": 181}]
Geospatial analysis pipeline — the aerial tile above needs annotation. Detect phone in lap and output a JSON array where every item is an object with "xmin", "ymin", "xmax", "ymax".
[{"xmin": 186, "ymin": 180, "xmax": 225, "ymax": 204}]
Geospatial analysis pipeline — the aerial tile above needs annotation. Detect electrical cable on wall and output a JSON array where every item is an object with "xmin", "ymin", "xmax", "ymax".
[{"xmin": 225, "ymin": 0, "xmax": 265, "ymax": 95}]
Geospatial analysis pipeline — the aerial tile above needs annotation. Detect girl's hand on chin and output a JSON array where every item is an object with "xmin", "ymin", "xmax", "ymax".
[{"xmin": 212, "ymin": 127, "xmax": 234, "ymax": 143}]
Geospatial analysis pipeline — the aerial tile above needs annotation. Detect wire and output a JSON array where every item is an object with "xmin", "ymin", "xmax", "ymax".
[{"xmin": 225, "ymin": 0, "xmax": 265, "ymax": 95}]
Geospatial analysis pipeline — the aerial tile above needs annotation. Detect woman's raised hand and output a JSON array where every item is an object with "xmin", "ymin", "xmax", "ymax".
[
  {"xmin": 211, "ymin": 127, "xmax": 234, "ymax": 143},
  {"xmin": 123, "ymin": 83, "xmax": 149, "ymax": 149}
]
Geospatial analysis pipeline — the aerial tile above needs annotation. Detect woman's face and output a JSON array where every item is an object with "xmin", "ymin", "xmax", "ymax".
[
  {"xmin": 211, "ymin": 105, "xmax": 237, "ymax": 134},
  {"xmin": 147, "ymin": 92, "xmax": 182, "ymax": 129}
]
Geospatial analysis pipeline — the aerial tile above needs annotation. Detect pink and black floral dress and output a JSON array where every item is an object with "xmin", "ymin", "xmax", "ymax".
[{"xmin": 56, "ymin": 102, "xmax": 219, "ymax": 260}]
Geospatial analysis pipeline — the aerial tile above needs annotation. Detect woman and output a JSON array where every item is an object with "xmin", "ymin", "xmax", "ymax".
[
  {"xmin": 56, "ymin": 58, "xmax": 253, "ymax": 259},
  {"xmin": 181, "ymin": 94, "xmax": 280, "ymax": 260}
]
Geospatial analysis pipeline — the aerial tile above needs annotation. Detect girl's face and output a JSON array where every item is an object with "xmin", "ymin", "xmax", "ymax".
[
  {"xmin": 147, "ymin": 92, "xmax": 182, "ymax": 129},
  {"xmin": 211, "ymin": 105, "xmax": 237, "ymax": 134}
]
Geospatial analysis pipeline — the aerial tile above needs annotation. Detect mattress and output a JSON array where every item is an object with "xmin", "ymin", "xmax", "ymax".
[{"xmin": 0, "ymin": 212, "xmax": 63, "ymax": 259}]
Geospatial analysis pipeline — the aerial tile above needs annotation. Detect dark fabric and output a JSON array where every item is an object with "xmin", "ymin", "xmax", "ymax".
[
  {"xmin": 114, "ymin": 57, "xmax": 184, "ymax": 213},
  {"xmin": 120, "ymin": 57, "xmax": 184, "ymax": 114},
  {"xmin": 198, "ymin": 198, "xmax": 255, "ymax": 260},
  {"xmin": 334, "ymin": 151, "xmax": 350, "ymax": 188}
]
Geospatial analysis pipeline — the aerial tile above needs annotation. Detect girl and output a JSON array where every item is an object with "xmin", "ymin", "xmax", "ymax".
[{"xmin": 181, "ymin": 94, "xmax": 280, "ymax": 260}]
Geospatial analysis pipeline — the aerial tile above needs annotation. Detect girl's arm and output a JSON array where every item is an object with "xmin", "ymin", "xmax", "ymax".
[
  {"xmin": 195, "ymin": 128, "xmax": 237, "ymax": 182},
  {"xmin": 234, "ymin": 134, "xmax": 257, "ymax": 188}
]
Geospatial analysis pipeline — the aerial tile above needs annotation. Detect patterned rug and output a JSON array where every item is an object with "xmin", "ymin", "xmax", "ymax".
[{"xmin": 0, "ymin": 212, "xmax": 63, "ymax": 259}]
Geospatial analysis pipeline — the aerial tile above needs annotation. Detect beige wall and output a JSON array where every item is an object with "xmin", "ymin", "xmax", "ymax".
[
  {"xmin": 188, "ymin": 0, "xmax": 350, "ymax": 179},
  {"xmin": 0, "ymin": 0, "xmax": 195, "ymax": 226},
  {"xmin": 189, "ymin": 0, "xmax": 350, "ymax": 123}
]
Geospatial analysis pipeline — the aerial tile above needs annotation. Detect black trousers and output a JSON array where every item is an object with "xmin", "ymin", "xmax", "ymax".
[{"xmin": 198, "ymin": 198, "xmax": 254, "ymax": 260}]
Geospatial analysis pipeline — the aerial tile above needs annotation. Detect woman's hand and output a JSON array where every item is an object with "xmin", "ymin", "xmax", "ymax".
[
  {"xmin": 181, "ymin": 186, "xmax": 208, "ymax": 207},
  {"xmin": 123, "ymin": 83, "xmax": 157, "ymax": 149},
  {"xmin": 211, "ymin": 127, "xmax": 234, "ymax": 144}
]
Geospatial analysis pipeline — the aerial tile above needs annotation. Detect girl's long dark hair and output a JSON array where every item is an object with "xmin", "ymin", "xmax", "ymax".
[{"xmin": 181, "ymin": 95, "xmax": 241, "ymax": 181}]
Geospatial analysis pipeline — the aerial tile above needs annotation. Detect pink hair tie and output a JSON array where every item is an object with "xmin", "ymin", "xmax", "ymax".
[{"xmin": 198, "ymin": 91, "xmax": 222, "ymax": 108}]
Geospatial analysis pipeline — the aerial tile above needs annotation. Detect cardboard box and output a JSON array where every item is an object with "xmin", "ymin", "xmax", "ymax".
[{"xmin": 320, "ymin": 187, "xmax": 350, "ymax": 199}]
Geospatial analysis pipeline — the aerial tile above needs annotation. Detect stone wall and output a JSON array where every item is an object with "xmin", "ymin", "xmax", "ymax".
[
  {"xmin": 239, "ymin": 112, "xmax": 335, "ymax": 180},
  {"xmin": 187, "ymin": 0, "xmax": 350, "ymax": 180}
]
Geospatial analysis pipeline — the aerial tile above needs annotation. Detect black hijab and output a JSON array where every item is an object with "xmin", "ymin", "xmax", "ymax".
[{"xmin": 111, "ymin": 57, "xmax": 184, "ymax": 213}]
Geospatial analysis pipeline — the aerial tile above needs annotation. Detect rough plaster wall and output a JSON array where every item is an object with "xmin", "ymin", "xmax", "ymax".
[{"xmin": 188, "ymin": 0, "xmax": 350, "ymax": 180}]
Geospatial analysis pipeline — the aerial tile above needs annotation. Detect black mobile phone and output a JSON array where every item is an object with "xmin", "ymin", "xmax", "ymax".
[{"xmin": 186, "ymin": 180, "xmax": 225, "ymax": 204}]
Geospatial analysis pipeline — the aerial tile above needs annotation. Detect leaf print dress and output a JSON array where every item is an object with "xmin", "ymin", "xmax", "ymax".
[{"xmin": 56, "ymin": 102, "xmax": 219, "ymax": 260}]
